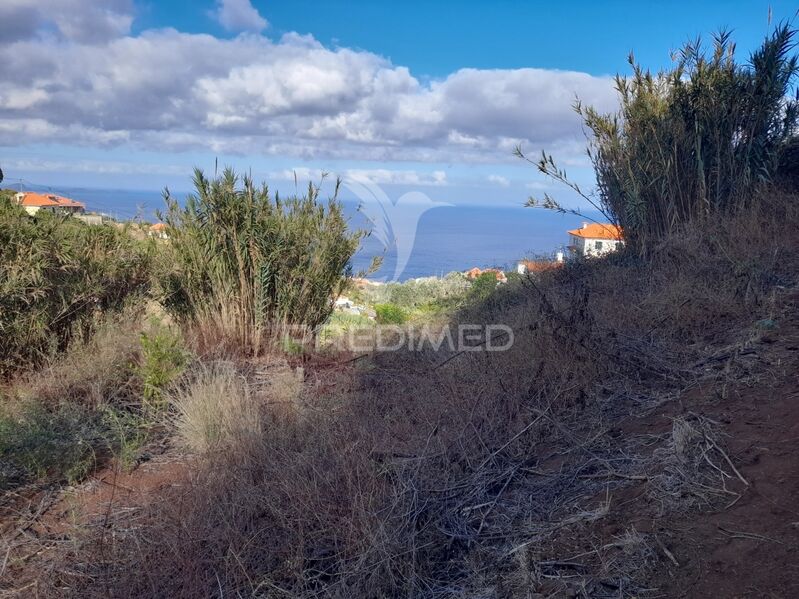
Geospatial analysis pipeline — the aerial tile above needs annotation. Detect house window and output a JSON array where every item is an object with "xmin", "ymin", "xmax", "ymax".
[{"xmin": 595, "ymin": 241, "xmax": 603, "ymax": 250}]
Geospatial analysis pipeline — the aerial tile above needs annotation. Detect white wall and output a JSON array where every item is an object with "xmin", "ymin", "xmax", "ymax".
[{"xmin": 570, "ymin": 235, "xmax": 623, "ymax": 258}]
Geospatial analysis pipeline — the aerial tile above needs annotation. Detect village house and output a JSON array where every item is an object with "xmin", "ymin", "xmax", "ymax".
[
  {"xmin": 567, "ymin": 223, "xmax": 624, "ymax": 258},
  {"xmin": 149, "ymin": 222, "xmax": 169, "ymax": 240},
  {"xmin": 13, "ymin": 191, "xmax": 85, "ymax": 217},
  {"xmin": 464, "ymin": 267, "xmax": 507, "ymax": 283},
  {"xmin": 516, "ymin": 252, "xmax": 565, "ymax": 275}
]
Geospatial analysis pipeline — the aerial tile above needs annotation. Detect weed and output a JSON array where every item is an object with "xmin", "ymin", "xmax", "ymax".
[
  {"xmin": 102, "ymin": 408, "xmax": 149, "ymax": 472},
  {"xmin": 374, "ymin": 303, "xmax": 408, "ymax": 324},
  {"xmin": 0, "ymin": 402, "xmax": 100, "ymax": 489},
  {"xmin": 170, "ymin": 362, "xmax": 260, "ymax": 453},
  {"xmin": 136, "ymin": 323, "xmax": 188, "ymax": 412}
]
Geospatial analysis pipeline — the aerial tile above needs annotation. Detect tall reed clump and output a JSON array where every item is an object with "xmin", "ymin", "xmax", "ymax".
[
  {"xmin": 159, "ymin": 168, "xmax": 363, "ymax": 353},
  {"xmin": 528, "ymin": 24, "xmax": 799, "ymax": 254},
  {"xmin": 0, "ymin": 199, "xmax": 153, "ymax": 376}
]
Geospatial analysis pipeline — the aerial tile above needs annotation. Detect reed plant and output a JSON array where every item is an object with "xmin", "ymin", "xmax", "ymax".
[
  {"xmin": 159, "ymin": 169, "xmax": 362, "ymax": 354},
  {"xmin": 526, "ymin": 24, "xmax": 799, "ymax": 253}
]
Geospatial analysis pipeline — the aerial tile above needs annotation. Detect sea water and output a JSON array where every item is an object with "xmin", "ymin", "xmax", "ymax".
[{"xmin": 27, "ymin": 186, "xmax": 596, "ymax": 281}]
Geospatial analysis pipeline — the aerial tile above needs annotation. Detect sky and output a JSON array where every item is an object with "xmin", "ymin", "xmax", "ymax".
[{"xmin": 0, "ymin": 0, "xmax": 796, "ymax": 207}]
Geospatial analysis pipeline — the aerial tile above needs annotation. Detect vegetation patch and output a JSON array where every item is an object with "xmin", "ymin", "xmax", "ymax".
[
  {"xmin": 0, "ymin": 199, "xmax": 153, "ymax": 376},
  {"xmin": 374, "ymin": 302, "xmax": 408, "ymax": 324},
  {"xmin": 158, "ymin": 168, "xmax": 364, "ymax": 354},
  {"xmin": 0, "ymin": 402, "xmax": 101, "ymax": 490}
]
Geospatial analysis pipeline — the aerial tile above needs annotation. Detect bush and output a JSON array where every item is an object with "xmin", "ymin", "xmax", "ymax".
[
  {"xmin": 0, "ymin": 200, "xmax": 153, "ymax": 376},
  {"xmin": 170, "ymin": 362, "xmax": 261, "ymax": 453},
  {"xmin": 136, "ymin": 324, "xmax": 188, "ymax": 411},
  {"xmin": 530, "ymin": 25, "xmax": 799, "ymax": 254},
  {"xmin": 374, "ymin": 303, "xmax": 408, "ymax": 324},
  {"xmin": 0, "ymin": 402, "xmax": 100, "ymax": 490},
  {"xmin": 14, "ymin": 308, "xmax": 144, "ymax": 408},
  {"xmin": 469, "ymin": 271, "xmax": 500, "ymax": 301},
  {"xmin": 159, "ymin": 169, "xmax": 363, "ymax": 354},
  {"xmin": 3, "ymin": 309, "xmax": 180, "ymax": 487}
]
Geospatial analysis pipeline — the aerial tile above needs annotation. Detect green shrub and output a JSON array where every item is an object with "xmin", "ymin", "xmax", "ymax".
[
  {"xmin": 529, "ymin": 25, "xmax": 799, "ymax": 254},
  {"xmin": 136, "ymin": 324, "xmax": 188, "ymax": 411},
  {"xmin": 0, "ymin": 402, "xmax": 100, "ymax": 489},
  {"xmin": 469, "ymin": 272, "xmax": 499, "ymax": 301},
  {"xmin": 374, "ymin": 303, "xmax": 408, "ymax": 324},
  {"xmin": 0, "ymin": 200, "xmax": 153, "ymax": 376},
  {"xmin": 159, "ymin": 169, "xmax": 363, "ymax": 353},
  {"xmin": 102, "ymin": 407, "xmax": 149, "ymax": 472},
  {"xmin": 15, "ymin": 307, "xmax": 144, "ymax": 408}
]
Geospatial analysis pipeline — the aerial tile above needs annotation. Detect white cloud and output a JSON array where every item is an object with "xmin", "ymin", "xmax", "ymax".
[
  {"xmin": 525, "ymin": 181, "xmax": 551, "ymax": 190},
  {"xmin": 213, "ymin": 0, "xmax": 268, "ymax": 32},
  {"xmin": 487, "ymin": 174, "xmax": 510, "ymax": 187},
  {"xmin": 5, "ymin": 157, "xmax": 184, "ymax": 175},
  {"xmin": 0, "ymin": 4, "xmax": 618, "ymax": 167},
  {"xmin": 346, "ymin": 169, "xmax": 448, "ymax": 186},
  {"xmin": 268, "ymin": 167, "xmax": 327, "ymax": 182},
  {"xmin": 0, "ymin": 0, "xmax": 132, "ymax": 43}
]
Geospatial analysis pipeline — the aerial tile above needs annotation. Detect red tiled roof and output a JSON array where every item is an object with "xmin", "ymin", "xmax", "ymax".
[
  {"xmin": 567, "ymin": 223, "xmax": 623, "ymax": 240},
  {"xmin": 150, "ymin": 223, "xmax": 167, "ymax": 231},
  {"xmin": 52, "ymin": 195, "xmax": 85, "ymax": 208},
  {"xmin": 519, "ymin": 260, "xmax": 563, "ymax": 273},
  {"xmin": 18, "ymin": 192, "xmax": 84, "ymax": 208},
  {"xmin": 465, "ymin": 267, "xmax": 506, "ymax": 282},
  {"xmin": 19, "ymin": 192, "xmax": 61, "ymax": 207}
]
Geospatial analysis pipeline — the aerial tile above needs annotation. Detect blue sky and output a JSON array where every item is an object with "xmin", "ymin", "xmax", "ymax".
[
  {"xmin": 138, "ymin": 1, "xmax": 795, "ymax": 76},
  {"xmin": 0, "ymin": 0, "xmax": 796, "ymax": 206}
]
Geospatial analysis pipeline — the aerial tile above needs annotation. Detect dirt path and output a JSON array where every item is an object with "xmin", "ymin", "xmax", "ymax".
[
  {"xmin": 646, "ymin": 292, "xmax": 799, "ymax": 597},
  {"xmin": 0, "ymin": 454, "xmax": 189, "ymax": 596}
]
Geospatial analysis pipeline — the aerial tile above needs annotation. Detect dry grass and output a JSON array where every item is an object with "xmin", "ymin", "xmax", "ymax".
[
  {"xmin": 20, "ymin": 191, "xmax": 799, "ymax": 598},
  {"xmin": 171, "ymin": 361, "xmax": 261, "ymax": 453},
  {"xmin": 11, "ymin": 308, "xmax": 145, "ymax": 409}
]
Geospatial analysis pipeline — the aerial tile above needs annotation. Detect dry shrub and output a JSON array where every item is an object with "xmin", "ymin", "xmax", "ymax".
[
  {"xmin": 575, "ymin": 192, "xmax": 799, "ymax": 347},
  {"xmin": 171, "ymin": 361, "xmax": 261, "ymax": 453},
  {"xmin": 12, "ymin": 307, "xmax": 145, "ymax": 408}
]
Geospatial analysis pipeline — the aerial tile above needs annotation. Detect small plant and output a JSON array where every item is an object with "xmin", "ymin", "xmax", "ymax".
[
  {"xmin": 170, "ymin": 362, "xmax": 260, "ymax": 453},
  {"xmin": 375, "ymin": 303, "xmax": 408, "ymax": 325},
  {"xmin": 0, "ymin": 402, "xmax": 100, "ymax": 490},
  {"xmin": 102, "ymin": 407, "xmax": 149, "ymax": 472},
  {"xmin": 136, "ymin": 324, "xmax": 188, "ymax": 412}
]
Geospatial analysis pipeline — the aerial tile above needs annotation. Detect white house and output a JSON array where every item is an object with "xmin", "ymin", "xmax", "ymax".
[
  {"xmin": 516, "ymin": 252, "xmax": 564, "ymax": 275},
  {"xmin": 567, "ymin": 223, "xmax": 624, "ymax": 258},
  {"xmin": 14, "ymin": 191, "xmax": 85, "ymax": 216},
  {"xmin": 148, "ymin": 222, "xmax": 169, "ymax": 239}
]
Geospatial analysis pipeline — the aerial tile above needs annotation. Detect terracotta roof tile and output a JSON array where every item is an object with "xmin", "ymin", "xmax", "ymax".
[{"xmin": 567, "ymin": 223, "xmax": 623, "ymax": 240}]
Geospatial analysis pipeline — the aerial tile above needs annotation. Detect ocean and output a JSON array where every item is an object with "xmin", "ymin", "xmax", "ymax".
[{"xmin": 22, "ymin": 186, "xmax": 595, "ymax": 281}]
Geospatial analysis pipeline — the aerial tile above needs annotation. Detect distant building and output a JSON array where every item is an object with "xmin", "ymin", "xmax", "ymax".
[
  {"xmin": 13, "ymin": 192, "xmax": 85, "ymax": 216},
  {"xmin": 75, "ymin": 214, "xmax": 105, "ymax": 226},
  {"xmin": 148, "ymin": 222, "xmax": 169, "ymax": 239},
  {"xmin": 465, "ymin": 267, "xmax": 507, "ymax": 283},
  {"xmin": 517, "ymin": 252, "xmax": 564, "ymax": 275},
  {"xmin": 567, "ymin": 223, "xmax": 624, "ymax": 258}
]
